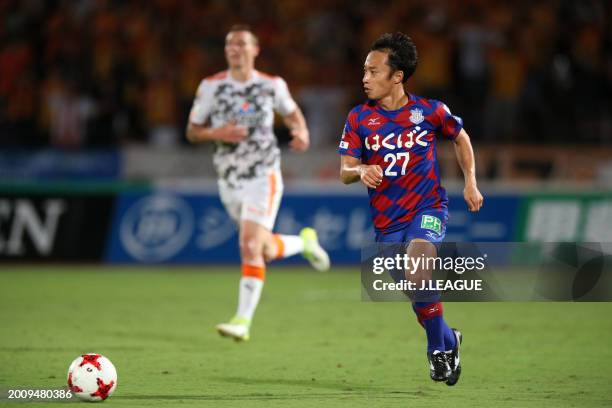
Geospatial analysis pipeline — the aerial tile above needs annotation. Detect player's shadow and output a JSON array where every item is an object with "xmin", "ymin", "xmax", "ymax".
[
  {"xmin": 214, "ymin": 375, "xmax": 375, "ymax": 392},
  {"xmin": 116, "ymin": 377, "xmax": 429, "ymax": 401},
  {"xmin": 116, "ymin": 376, "xmax": 428, "ymax": 401},
  {"xmin": 214, "ymin": 376, "xmax": 430, "ymax": 397}
]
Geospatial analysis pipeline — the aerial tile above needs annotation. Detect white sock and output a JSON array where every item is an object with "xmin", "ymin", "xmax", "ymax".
[
  {"xmin": 236, "ymin": 277, "xmax": 264, "ymax": 322},
  {"xmin": 275, "ymin": 234, "xmax": 304, "ymax": 258}
]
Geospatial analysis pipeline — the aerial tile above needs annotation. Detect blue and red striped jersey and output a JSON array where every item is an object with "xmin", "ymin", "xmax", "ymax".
[{"xmin": 338, "ymin": 93, "xmax": 463, "ymax": 233}]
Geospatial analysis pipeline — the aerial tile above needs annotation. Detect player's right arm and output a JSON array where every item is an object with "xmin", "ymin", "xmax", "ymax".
[
  {"xmin": 340, "ymin": 155, "xmax": 383, "ymax": 188},
  {"xmin": 338, "ymin": 106, "xmax": 382, "ymax": 188},
  {"xmin": 185, "ymin": 78, "xmax": 247, "ymax": 144},
  {"xmin": 186, "ymin": 122, "xmax": 247, "ymax": 144}
]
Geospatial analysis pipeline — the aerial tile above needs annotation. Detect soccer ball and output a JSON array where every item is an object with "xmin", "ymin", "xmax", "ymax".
[{"xmin": 67, "ymin": 354, "xmax": 117, "ymax": 401}]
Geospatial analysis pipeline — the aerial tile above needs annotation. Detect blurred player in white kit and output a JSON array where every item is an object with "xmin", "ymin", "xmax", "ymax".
[{"xmin": 187, "ymin": 25, "xmax": 330, "ymax": 341}]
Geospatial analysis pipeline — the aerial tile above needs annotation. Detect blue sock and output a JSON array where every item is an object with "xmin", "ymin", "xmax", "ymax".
[
  {"xmin": 413, "ymin": 301, "xmax": 457, "ymax": 353},
  {"xmin": 443, "ymin": 324, "xmax": 456, "ymax": 351}
]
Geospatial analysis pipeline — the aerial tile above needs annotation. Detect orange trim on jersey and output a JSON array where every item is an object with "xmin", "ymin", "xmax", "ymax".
[
  {"xmin": 242, "ymin": 263, "xmax": 266, "ymax": 280},
  {"xmin": 256, "ymin": 70, "xmax": 279, "ymax": 80},
  {"xmin": 272, "ymin": 234, "xmax": 285, "ymax": 259},
  {"xmin": 267, "ymin": 172, "xmax": 277, "ymax": 215},
  {"xmin": 205, "ymin": 70, "xmax": 228, "ymax": 81}
]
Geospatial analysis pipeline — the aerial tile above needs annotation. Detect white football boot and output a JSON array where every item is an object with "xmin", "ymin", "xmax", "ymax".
[
  {"xmin": 300, "ymin": 227, "xmax": 330, "ymax": 271},
  {"xmin": 216, "ymin": 317, "xmax": 250, "ymax": 342}
]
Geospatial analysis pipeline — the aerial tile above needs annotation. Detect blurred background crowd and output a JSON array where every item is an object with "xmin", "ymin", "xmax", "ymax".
[{"xmin": 0, "ymin": 0, "xmax": 611, "ymax": 182}]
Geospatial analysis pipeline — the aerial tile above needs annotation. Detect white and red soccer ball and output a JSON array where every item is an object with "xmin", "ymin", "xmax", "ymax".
[{"xmin": 67, "ymin": 354, "xmax": 117, "ymax": 402}]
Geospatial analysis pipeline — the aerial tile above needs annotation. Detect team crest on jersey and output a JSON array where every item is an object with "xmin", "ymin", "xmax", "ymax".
[
  {"xmin": 239, "ymin": 102, "xmax": 255, "ymax": 113},
  {"xmin": 409, "ymin": 108, "xmax": 424, "ymax": 125}
]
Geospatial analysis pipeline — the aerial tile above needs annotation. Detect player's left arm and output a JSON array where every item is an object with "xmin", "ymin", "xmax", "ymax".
[
  {"xmin": 282, "ymin": 107, "xmax": 310, "ymax": 152},
  {"xmin": 453, "ymin": 129, "xmax": 483, "ymax": 212},
  {"xmin": 274, "ymin": 77, "xmax": 309, "ymax": 152}
]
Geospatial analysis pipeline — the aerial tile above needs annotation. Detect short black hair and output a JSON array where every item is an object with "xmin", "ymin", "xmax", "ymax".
[
  {"xmin": 228, "ymin": 24, "xmax": 259, "ymax": 45},
  {"xmin": 370, "ymin": 32, "xmax": 418, "ymax": 83}
]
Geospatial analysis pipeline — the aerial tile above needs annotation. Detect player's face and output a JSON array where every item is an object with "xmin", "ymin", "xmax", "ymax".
[
  {"xmin": 363, "ymin": 51, "xmax": 397, "ymax": 100},
  {"xmin": 225, "ymin": 31, "xmax": 259, "ymax": 69}
]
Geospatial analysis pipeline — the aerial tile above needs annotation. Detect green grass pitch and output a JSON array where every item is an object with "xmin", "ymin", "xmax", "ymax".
[{"xmin": 1, "ymin": 266, "xmax": 611, "ymax": 407}]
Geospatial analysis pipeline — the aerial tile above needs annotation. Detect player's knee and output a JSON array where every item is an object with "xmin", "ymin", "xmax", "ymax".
[
  {"xmin": 262, "ymin": 244, "xmax": 276, "ymax": 263},
  {"xmin": 239, "ymin": 235, "xmax": 264, "ymax": 261}
]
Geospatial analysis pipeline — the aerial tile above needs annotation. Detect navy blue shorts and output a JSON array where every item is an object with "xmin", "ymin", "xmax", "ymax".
[
  {"xmin": 375, "ymin": 209, "xmax": 448, "ymax": 245},
  {"xmin": 374, "ymin": 209, "xmax": 447, "ymax": 292}
]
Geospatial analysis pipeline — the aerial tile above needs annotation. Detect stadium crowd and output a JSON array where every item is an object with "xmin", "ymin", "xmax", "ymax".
[{"xmin": 0, "ymin": 0, "xmax": 610, "ymax": 149}]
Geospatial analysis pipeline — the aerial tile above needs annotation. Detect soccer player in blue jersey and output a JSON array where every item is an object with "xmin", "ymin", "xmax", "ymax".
[{"xmin": 338, "ymin": 32, "xmax": 483, "ymax": 384}]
